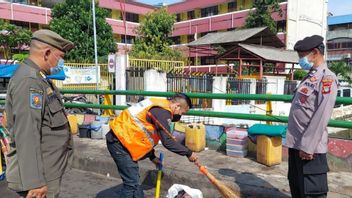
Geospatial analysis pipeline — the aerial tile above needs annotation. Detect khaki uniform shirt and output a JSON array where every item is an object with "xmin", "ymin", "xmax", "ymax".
[
  {"xmin": 286, "ymin": 63, "xmax": 338, "ymax": 154},
  {"xmin": 5, "ymin": 59, "xmax": 73, "ymax": 191}
]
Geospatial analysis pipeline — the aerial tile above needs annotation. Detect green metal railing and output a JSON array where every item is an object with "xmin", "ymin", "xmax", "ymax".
[
  {"xmin": 63, "ymin": 103, "xmax": 352, "ymax": 129},
  {"xmin": 60, "ymin": 89, "xmax": 352, "ymax": 105},
  {"xmin": 2, "ymin": 90, "xmax": 352, "ymax": 128}
]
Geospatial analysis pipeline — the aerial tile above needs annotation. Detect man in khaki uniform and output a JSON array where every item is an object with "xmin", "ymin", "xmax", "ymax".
[
  {"xmin": 5, "ymin": 29, "xmax": 74, "ymax": 198},
  {"xmin": 287, "ymin": 35, "xmax": 338, "ymax": 198}
]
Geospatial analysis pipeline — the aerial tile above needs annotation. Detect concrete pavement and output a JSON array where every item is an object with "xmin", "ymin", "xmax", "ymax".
[
  {"xmin": 0, "ymin": 169, "xmax": 158, "ymax": 198},
  {"xmin": 1, "ymin": 137, "xmax": 351, "ymax": 197},
  {"xmin": 72, "ymin": 137, "xmax": 352, "ymax": 198}
]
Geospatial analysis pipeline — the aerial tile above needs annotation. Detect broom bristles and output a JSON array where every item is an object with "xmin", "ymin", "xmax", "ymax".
[
  {"xmin": 199, "ymin": 165, "xmax": 240, "ymax": 198},
  {"xmin": 211, "ymin": 176, "xmax": 240, "ymax": 198}
]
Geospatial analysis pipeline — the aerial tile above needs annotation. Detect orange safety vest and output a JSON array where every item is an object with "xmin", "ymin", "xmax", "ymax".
[{"xmin": 109, "ymin": 98, "xmax": 172, "ymax": 161}]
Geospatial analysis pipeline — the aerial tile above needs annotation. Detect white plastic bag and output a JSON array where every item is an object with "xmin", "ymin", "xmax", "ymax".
[{"xmin": 167, "ymin": 184, "xmax": 203, "ymax": 198}]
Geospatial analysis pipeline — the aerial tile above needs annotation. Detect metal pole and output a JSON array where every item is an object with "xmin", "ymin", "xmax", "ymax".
[
  {"xmin": 58, "ymin": 89, "xmax": 352, "ymax": 105},
  {"xmin": 60, "ymin": 103, "xmax": 352, "ymax": 129},
  {"xmin": 92, "ymin": 0, "xmax": 99, "ymax": 90}
]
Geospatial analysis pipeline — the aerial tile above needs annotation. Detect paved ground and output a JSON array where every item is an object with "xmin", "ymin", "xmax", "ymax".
[
  {"xmin": 0, "ymin": 169, "xmax": 160, "ymax": 198},
  {"xmin": 1, "ymin": 137, "xmax": 352, "ymax": 198},
  {"xmin": 72, "ymin": 137, "xmax": 352, "ymax": 198}
]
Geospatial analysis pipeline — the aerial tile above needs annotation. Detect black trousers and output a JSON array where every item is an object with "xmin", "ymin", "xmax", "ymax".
[
  {"xmin": 106, "ymin": 131, "xmax": 144, "ymax": 198},
  {"xmin": 288, "ymin": 148, "xmax": 328, "ymax": 198}
]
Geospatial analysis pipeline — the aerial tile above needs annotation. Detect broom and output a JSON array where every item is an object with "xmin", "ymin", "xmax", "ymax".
[
  {"xmin": 147, "ymin": 112, "xmax": 241, "ymax": 198},
  {"xmin": 195, "ymin": 162, "xmax": 240, "ymax": 198}
]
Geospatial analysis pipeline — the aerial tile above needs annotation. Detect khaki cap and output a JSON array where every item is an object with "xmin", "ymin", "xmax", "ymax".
[{"xmin": 32, "ymin": 29, "xmax": 74, "ymax": 53}]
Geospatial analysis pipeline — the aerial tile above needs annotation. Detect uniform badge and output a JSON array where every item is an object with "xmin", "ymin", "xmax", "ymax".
[
  {"xmin": 304, "ymin": 82, "xmax": 315, "ymax": 89},
  {"xmin": 310, "ymin": 76, "xmax": 317, "ymax": 82},
  {"xmin": 30, "ymin": 92, "xmax": 43, "ymax": 109},
  {"xmin": 299, "ymin": 95, "xmax": 307, "ymax": 103},
  {"xmin": 322, "ymin": 79, "xmax": 333, "ymax": 94},
  {"xmin": 322, "ymin": 84, "xmax": 331, "ymax": 94},
  {"xmin": 46, "ymin": 87, "xmax": 53, "ymax": 95},
  {"xmin": 300, "ymin": 87, "xmax": 309, "ymax": 94}
]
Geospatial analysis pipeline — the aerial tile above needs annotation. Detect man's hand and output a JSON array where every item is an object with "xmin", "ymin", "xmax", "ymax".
[
  {"xmin": 151, "ymin": 157, "xmax": 161, "ymax": 168},
  {"xmin": 299, "ymin": 150, "xmax": 314, "ymax": 160},
  {"xmin": 188, "ymin": 152, "xmax": 198, "ymax": 163},
  {"xmin": 26, "ymin": 186, "xmax": 48, "ymax": 198}
]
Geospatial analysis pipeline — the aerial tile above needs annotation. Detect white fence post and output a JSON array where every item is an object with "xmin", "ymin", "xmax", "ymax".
[
  {"xmin": 144, "ymin": 69, "xmax": 167, "ymax": 98},
  {"xmin": 212, "ymin": 76, "xmax": 227, "ymax": 124},
  {"xmin": 115, "ymin": 54, "xmax": 128, "ymax": 108}
]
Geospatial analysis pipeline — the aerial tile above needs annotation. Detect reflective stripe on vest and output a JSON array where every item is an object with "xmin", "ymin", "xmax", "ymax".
[{"xmin": 127, "ymin": 108, "xmax": 155, "ymax": 145}]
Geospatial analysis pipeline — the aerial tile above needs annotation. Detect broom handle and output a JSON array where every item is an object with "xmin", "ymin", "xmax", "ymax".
[{"xmin": 147, "ymin": 112, "xmax": 177, "ymax": 142}]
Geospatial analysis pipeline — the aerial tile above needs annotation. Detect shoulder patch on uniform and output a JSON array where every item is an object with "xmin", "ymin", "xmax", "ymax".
[
  {"xmin": 322, "ymin": 76, "xmax": 333, "ymax": 94},
  {"xmin": 30, "ymin": 91, "xmax": 43, "ymax": 109},
  {"xmin": 300, "ymin": 87, "xmax": 309, "ymax": 94},
  {"xmin": 309, "ymin": 76, "xmax": 317, "ymax": 82}
]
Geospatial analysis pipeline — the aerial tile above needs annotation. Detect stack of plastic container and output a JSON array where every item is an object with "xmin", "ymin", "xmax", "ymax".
[{"xmin": 226, "ymin": 127, "xmax": 248, "ymax": 157}]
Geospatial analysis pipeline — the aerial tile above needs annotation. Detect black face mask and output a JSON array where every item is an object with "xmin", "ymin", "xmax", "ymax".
[{"xmin": 172, "ymin": 114, "xmax": 181, "ymax": 122}]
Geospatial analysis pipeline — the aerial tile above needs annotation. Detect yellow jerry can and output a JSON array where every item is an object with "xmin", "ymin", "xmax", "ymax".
[
  {"xmin": 67, "ymin": 114, "xmax": 79, "ymax": 135},
  {"xmin": 185, "ymin": 123, "xmax": 205, "ymax": 152},
  {"xmin": 256, "ymin": 135, "xmax": 282, "ymax": 166}
]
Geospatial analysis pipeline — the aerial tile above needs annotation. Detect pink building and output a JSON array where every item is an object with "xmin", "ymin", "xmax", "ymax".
[{"xmin": 0, "ymin": 0, "xmax": 288, "ymax": 65}]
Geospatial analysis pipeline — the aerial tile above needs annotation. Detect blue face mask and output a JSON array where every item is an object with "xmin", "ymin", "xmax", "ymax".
[
  {"xmin": 50, "ymin": 58, "xmax": 64, "ymax": 75},
  {"xmin": 298, "ymin": 56, "xmax": 313, "ymax": 70}
]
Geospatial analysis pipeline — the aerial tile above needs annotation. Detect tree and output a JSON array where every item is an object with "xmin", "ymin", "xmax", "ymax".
[
  {"xmin": 329, "ymin": 61, "xmax": 352, "ymax": 84},
  {"xmin": 294, "ymin": 70, "xmax": 308, "ymax": 80},
  {"xmin": 0, "ymin": 21, "xmax": 32, "ymax": 60},
  {"xmin": 49, "ymin": 0, "xmax": 115, "ymax": 62},
  {"xmin": 245, "ymin": 0, "xmax": 282, "ymax": 34},
  {"xmin": 129, "ymin": 7, "xmax": 184, "ymax": 61}
]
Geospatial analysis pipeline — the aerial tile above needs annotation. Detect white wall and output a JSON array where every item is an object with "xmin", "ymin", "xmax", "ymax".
[
  {"xmin": 144, "ymin": 69, "xmax": 167, "ymax": 98},
  {"xmin": 115, "ymin": 55, "xmax": 127, "ymax": 106},
  {"xmin": 286, "ymin": 0, "xmax": 329, "ymax": 50}
]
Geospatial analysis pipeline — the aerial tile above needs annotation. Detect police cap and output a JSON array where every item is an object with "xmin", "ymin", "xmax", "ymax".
[
  {"xmin": 294, "ymin": 35, "xmax": 324, "ymax": 52},
  {"xmin": 32, "ymin": 29, "xmax": 74, "ymax": 53}
]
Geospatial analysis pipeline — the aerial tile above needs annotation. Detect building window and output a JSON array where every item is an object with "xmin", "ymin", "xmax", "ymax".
[
  {"xmin": 11, "ymin": 21, "xmax": 30, "ymax": 29},
  {"xmin": 343, "ymin": 89, "xmax": 351, "ymax": 97},
  {"xmin": 277, "ymin": 20, "xmax": 286, "ymax": 33},
  {"xmin": 188, "ymin": 34, "xmax": 195, "ymax": 43},
  {"xmin": 171, "ymin": 36, "xmax": 181, "ymax": 45},
  {"xmin": 125, "ymin": 12, "xmax": 139, "ymax": 23},
  {"xmin": 176, "ymin": 13, "xmax": 181, "ymax": 22},
  {"xmin": 201, "ymin": 56, "xmax": 216, "ymax": 65},
  {"xmin": 201, "ymin": 6, "xmax": 218, "ymax": 17},
  {"xmin": 11, "ymin": 0, "xmax": 27, "ymax": 4},
  {"xmin": 189, "ymin": 57, "xmax": 195, "ymax": 65},
  {"xmin": 187, "ymin": 10, "xmax": 195, "ymax": 20},
  {"xmin": 327, "ymin": 41, "xmax": 352, "ymax": 50},
  {"xmin": 121, "ymin": 35, "xmax": 135, "ymax": 44},
  {"xmin": 228, "ymin": 1, "xmax": 237, "ymax": 12}
]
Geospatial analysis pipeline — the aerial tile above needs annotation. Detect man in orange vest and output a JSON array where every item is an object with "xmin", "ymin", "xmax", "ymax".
[{"xmin": 105, "ymin": 93, "xmax": 198, "ymax": 198}]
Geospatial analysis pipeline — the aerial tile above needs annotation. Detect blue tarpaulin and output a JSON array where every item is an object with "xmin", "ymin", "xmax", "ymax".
[
  {"xmin": 0, "ymin": 64, "xmax": 65, "ymax": 80},
  {"xmin": 0, "ymin": 64, "xmax": 19, "ymax": 78}
]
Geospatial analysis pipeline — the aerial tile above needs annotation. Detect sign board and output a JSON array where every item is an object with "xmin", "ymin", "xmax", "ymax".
[
  {"xmin": 108, "ymin": 54, "xmax": 115, "ymax": 73},
  {"xmin": 63, "ymin": 66, "xmax": 100, "ymax": 84}
]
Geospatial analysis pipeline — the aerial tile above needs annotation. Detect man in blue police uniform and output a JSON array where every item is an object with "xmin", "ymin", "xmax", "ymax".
[{"xmin": 286, "ymin": 35, "xmax": 338, "ymax": 198}]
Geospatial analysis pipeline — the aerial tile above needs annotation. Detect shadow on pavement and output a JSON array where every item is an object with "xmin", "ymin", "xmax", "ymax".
[
  {"xmin": 218, "ymin": 168, "xmax": 290, "ymax": 198},
  {"xmin": 96, "ymin": 170, "xmax": 157, "ymax": 198}
]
